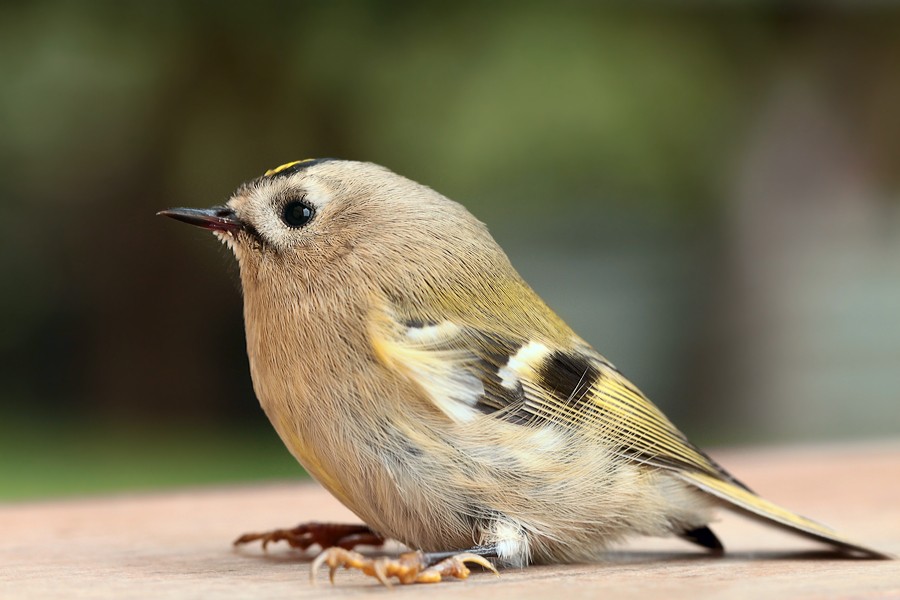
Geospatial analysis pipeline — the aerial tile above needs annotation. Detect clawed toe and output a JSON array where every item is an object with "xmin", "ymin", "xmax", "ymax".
[
  {"xmin": 416, "ymin": 553, "xmax": 498, "ymax": 583},
  {"xmin": 233, "ymin": 528, "xmax": 295, "ymax": 551}
]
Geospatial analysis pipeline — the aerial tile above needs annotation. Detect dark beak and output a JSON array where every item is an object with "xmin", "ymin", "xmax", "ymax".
[{"xmin": 156, "ymin": 206, "xmax": 245, "ymax": 234}]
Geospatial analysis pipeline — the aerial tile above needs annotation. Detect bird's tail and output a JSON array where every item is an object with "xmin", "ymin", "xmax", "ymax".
[{"xmin": 679, "ymin": 471, "xmax": 891, "ymax": 559}]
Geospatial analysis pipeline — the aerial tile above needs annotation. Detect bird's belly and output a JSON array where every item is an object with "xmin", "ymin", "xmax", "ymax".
[
  {"xmin": 352, "ymin": 419, "xmax": 717, "ymax": 561},
  {"xmin": 255, "ymin": 378, "xmax": 713, "ymax": 560}
]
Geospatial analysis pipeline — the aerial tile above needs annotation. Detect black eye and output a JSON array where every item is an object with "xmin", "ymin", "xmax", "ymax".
[{"xmin": 281, "ymin": 200, "xmax": 315, "ymax": 228}]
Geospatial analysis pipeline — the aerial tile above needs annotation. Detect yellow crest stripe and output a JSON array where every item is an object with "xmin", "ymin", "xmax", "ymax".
[{"xmin": 264, "ymin": 159, "xmax": 318, "ymax": 177}]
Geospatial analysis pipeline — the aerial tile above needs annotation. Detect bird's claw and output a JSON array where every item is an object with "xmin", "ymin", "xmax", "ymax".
[
  {"xmin": 233, "ymin": 522, "xmax": 383, "ymax": 553},
  {"xmin": 233, "ymin": 527, "xmax": 295, "ymax": 551},
  {"xmin": 310, "ymin": 548, "xmax": 499, "ymax": 586}
]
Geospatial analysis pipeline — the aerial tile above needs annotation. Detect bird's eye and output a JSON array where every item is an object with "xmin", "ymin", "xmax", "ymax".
[{"xmin": 281, "ymin": 200, "xmax": 315, "ymax": 228}]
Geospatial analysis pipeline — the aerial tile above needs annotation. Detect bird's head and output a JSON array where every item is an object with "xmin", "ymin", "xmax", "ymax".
[{"xmin": 158, "ymin": 159, "xmax": 507, "ymax": 309}]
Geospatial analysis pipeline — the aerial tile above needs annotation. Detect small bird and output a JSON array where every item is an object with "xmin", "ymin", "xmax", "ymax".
[{"xmin": 159, "ymin": 158, "xmax": 888, "ymax": 585}]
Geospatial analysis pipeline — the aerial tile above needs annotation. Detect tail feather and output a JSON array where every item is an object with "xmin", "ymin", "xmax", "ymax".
[
  {"xmin": 679, "ymin": 471, "xmax": 891, "ymax": 559},
  {"xmin": 679, "ymin": 525, "xmax": 724, "ymax": 553}
]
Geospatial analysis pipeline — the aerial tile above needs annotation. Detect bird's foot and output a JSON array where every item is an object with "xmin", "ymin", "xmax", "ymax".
[
  {"xmin": 310, "ymin": 548, "xmax": 499, "ymax": 586},
  {"xmin": 233, "ymin": 522, "xmax": 384, "ymax": 553}
]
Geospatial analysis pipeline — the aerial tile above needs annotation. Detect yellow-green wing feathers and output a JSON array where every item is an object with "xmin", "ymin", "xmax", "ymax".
[{"xmin": 580, "ymin": 362, "xmax": 742, "ymax": 482}]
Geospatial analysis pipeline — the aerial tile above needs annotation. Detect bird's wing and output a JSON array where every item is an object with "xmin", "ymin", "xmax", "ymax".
[
  {"xmin": 369, "ymin": 315, "xmax": 889, "ymax": 558},
  {"xmin": 369, "ymin": 314, "xmax": 734, "ymax": 481}
]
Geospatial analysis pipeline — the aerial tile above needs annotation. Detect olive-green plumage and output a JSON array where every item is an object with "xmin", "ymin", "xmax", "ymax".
[{"xmin": 161, "ymin": 158, "xmax": 888, "ymax": 576}]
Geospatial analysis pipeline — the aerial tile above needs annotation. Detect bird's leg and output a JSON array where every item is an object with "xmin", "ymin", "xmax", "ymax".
[
  {"xmin": 233, "ymin": 522, "xmax": 385, "ymax": 553},
  {"xmin": 311, "ymin": 546, "xmax": 499, "ymax": 586}
]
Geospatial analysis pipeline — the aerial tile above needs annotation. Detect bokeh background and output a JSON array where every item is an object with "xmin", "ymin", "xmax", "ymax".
[{"xmin": 2, "ymin": 2, "xmax": 898, "ymax": 500}]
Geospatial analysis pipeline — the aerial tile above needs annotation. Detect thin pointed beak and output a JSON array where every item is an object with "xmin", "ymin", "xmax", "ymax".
[{"xmin": 156, "ymin": 206, "xmax": 246, "ymax": 233}]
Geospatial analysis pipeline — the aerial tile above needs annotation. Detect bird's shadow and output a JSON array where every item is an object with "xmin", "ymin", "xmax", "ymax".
[
  {"xmin": 605, "ymin": 548, "xmax": 877, "ymax": 563},
  {"xmin": 232, "ymin": 541, "xmax": 402, "ymax": 564},
  {"xmin": 232, "ymin": 543, "xmax": 873, "ymax": 565}
]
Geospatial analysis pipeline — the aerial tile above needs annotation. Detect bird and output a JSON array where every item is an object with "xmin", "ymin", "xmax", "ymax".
[{"xmin": 158, "ymin": 158, "xmax": 888, "ymax": 585}]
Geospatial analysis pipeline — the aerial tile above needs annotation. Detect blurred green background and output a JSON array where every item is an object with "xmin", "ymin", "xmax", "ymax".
[{"xmin": 2, "ymin": 2, "xmax": 899, "ymax": 501}]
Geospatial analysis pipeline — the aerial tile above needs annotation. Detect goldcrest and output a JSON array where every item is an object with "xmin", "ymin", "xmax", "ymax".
[{"xmin": 159, "ymin": 158, "xmax": 888, "ymax": 585}]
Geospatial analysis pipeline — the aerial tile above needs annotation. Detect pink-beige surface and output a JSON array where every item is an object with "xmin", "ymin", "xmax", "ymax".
[{"xmin": 2, "ymin": 442, "xmax": 898, "ymax": 599}]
